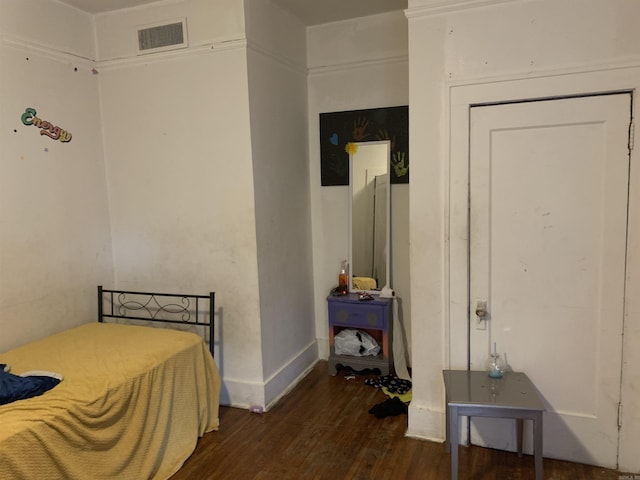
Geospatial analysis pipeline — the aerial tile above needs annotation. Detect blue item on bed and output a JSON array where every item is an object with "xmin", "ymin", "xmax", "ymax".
[{"xmin": 0, "ymin": 369, "xmax": 61, "ymax": 405}]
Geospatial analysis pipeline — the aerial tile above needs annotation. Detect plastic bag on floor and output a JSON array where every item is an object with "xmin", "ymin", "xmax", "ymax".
[{"xmin": 334, "ymin": 329, "xmax": 380, "ymax": 357}]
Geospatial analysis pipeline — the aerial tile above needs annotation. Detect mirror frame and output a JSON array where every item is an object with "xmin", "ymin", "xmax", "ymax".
[{"xmin": 348, "ymin": 140, "xmax": 391, "ymax": 294}]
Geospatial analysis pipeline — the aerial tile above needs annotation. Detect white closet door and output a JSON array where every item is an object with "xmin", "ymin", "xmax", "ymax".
[{"xmin": 469, "ymin": 94, "xmax": 630, "ymax": 467}]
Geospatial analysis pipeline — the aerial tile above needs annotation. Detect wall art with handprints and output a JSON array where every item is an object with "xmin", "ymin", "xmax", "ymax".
[{"xmin": 320, "ymin": 106, "xmax": 408, "ymax": 186}]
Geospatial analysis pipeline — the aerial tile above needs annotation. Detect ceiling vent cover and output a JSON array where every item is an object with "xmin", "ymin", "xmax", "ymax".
[{"xmin": 137, "ymin": 18, "xmax": 187, "ymax": 54}]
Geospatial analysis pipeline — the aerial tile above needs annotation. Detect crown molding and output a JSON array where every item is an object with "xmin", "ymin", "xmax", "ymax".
[
  {"xmin": 1, "ymin": 33, "xmax": 95, "ymax": 65},
  {"xmin": 308, "ymin": 54, "xmax": 408, "ymax": 76},
  {"xmin": 405, "ymin": 0, "xmax": 518, "ymax": 18},
  {"xmin": 245, "ymin": 39, "xmax": 307, "ymax": 77},
  {"xmin": 3, "ymin": 30, "xmax": 408, "ymax": 78},
  {"xmin": 1, "ymin": 31, "xmax": 248, "ymax": 70},
  {"xmin": 96, "ymin": 38, "xmax": 246, "ymax": 71}
]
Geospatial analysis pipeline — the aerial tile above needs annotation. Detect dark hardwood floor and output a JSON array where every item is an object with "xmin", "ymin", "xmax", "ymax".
[{"xmin": 171, "ymin": 361, "xmax": 632, "ymax": 479}]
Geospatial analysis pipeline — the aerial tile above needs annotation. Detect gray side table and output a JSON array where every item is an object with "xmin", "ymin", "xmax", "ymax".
[{"xmin": 443, "ymin": 370, "xmax": 545, "ymax": 480}]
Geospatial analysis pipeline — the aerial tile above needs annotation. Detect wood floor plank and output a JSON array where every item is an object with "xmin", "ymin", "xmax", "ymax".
[{"xmin": 171, "ymin": 361, "xmax": 634, "ymax": 479}]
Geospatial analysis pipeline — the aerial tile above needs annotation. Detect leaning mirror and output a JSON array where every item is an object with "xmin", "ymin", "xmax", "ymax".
[{"xmin": 348, "ymin": 141, "xmax": 391, "ymax": 293}]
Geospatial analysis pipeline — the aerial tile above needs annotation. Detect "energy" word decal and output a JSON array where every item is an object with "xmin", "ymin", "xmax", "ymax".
[{"xmin": 21, "ymin": 107, "xmax": 72, "ymax": 143}]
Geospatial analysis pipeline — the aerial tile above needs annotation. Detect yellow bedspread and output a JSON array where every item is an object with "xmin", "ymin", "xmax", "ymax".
[{"xmin": 0, "ymin": 322, "xmax": 221, "ymax": 480}]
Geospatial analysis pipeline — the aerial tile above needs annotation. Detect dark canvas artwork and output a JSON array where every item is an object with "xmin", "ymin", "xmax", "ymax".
[{"xmin": 320, "ymin": 106, "xmax": 409, "ymax": 186}]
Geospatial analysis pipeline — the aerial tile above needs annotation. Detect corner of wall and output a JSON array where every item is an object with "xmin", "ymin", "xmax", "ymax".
[{"xmin": 406, "ymin": 400, "xmax": 445, "ymax": 443}]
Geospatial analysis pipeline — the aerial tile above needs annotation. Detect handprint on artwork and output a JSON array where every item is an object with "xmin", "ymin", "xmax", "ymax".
[
  {"xmin": 391, "ymin": 151, "xmax": 409, "ymax": 178},
  {"xmin": 351, "ymin": 116, "xmax": 371, "ymax": 141},
  {"xmin": 375, "ymin": 129, "xmax": 396, "ymax": 151},
  {"xmin": 330, "ymin": 158, "xmax": 349, "ymax": 179}
]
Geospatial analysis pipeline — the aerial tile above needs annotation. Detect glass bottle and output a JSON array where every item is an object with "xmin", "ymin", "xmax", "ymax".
[
  {"xmin": 338, "ymin": 260, "xmax": 349, "ymax": 295},
  {"xmin": 487, "ymin": 353, "xmax": 504, "ymax": 378}
]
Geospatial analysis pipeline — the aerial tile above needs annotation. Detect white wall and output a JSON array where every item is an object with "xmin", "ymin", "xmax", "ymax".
[
  {"xmin": 244, "ymin": 0, "xmax": 317, "ymax": 408},
  {"xmin": 94, "ymin": 0, "xmax": 319, "ymax": 410},
  {"xmin": 406, "ymin": 0, "xmax": 640, "ymax": 473},
  {"xmin": 0, "ymin": 0, "xmax": 95, "ymax": 60},
  {"xmin": 95, "ymin": 0, "xmax": 267, "ymax": 408},
  {"xmin": 307, "ymin": 11, "xmax": 411, "ymax": 364},
  {"xmin": 0, "ymin": 0, "xmax": 113, "ymax": 351}
]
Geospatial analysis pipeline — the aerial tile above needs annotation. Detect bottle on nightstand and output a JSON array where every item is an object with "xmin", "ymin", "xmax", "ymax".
[{"xmin": 338, "ymin": 260, "xmax": 349, "ymax": 296}]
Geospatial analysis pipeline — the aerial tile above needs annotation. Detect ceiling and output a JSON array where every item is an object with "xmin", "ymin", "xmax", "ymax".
[{"xmin": 59, "ymin": 0, "xmax": 407, "ymax": 25}]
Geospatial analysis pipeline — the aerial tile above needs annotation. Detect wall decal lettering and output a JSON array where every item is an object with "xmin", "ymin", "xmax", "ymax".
[{"xmin": 21, "ymin": 107, "xmax": 72, "ymax": 143}]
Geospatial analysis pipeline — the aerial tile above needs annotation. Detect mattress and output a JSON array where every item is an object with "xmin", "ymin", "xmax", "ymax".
[{"xmin": 0, "ymin": 322, "xmax": 221, "ymax": 480}]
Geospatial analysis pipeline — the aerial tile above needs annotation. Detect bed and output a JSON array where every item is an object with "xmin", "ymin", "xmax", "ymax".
[{"xmin": 0, "ymin": 286, "xmax": 221, "ymax": 480}]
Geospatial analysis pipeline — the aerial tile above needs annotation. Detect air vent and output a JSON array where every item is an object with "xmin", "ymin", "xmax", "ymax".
[{"xmin": 137, "ymin": 18, "xmax": 187, "ymax": 54}]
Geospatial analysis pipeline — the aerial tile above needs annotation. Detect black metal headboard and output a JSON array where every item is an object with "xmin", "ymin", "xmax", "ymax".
[{"xmin": 97, "ymin": 286, "xmax": 215, "ymax": 357}]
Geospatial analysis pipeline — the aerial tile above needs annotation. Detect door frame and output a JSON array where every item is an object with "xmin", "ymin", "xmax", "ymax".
[{"xmin": 446, "ymin": 67, "xmax": 640, "ymax": 471}]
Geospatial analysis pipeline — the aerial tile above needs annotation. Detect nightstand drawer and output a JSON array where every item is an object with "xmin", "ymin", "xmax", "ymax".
[{"xmin": 328, "ymin": 302, "xmax": 386, "ymax": 329}]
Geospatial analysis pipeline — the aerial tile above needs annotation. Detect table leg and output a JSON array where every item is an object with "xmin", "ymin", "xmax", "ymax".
[
  {"xmin": 445, "ymin": 400, "xmax": 451, "ymax": 453},
  {"xmin": 450, "ymin": 405, "xmax": 459, "ymax": 480},
  {"xmin": 516, "ymin": 418, "xmax": 523, "ymax": 458},
  {"xmin": 533, "ymin": 411, "xmax": 543, "ymax": 480}
]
